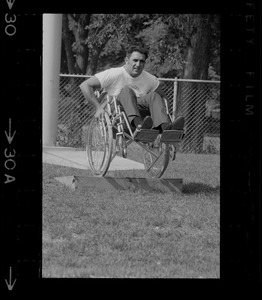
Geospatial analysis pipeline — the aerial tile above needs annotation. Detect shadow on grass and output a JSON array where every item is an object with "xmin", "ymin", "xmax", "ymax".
[{"xmin": 182, "ymin": 182, "xmax": 220, "ymax": 194}]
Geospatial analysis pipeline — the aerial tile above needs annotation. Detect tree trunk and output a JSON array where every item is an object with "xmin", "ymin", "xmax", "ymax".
[
  {"xmin": 68, "ymin": 14, "xmax": 90, "ymax": 75},
  {"xmin": 62, "ymin": 14, "xmax": 76, "ymax": 74},
  {"xmin": 60, "ymin": 39, "xmax": 68, "ymax": 73},
  {"xmin": 184, "ymin": 14, "xmax": 213, "ymax": 80},
  {"xmin": 181, "ymin": 14, "xmax": 213, "ymax": 153}
]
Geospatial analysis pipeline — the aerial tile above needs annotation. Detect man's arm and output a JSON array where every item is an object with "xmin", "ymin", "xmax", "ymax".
[{"xmin": 79, "ymin": 76, "xmax": 104, "ymax": 116}]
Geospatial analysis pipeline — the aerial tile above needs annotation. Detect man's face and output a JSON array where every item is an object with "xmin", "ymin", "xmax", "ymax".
[{"xmin": 125, "ymin": 51, "xmax": 146, "ymax": 78}]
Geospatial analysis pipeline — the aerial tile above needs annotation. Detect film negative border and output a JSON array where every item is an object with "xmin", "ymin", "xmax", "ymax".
[
  {"xmin": 1, "ymin": 9, "xmax": 42, "ymax": 293},
  {"xmin": 0, "ymin": 1, "xmax": 260, "ymax": 294},
  {"xmin": 220, "ymin": 0, "xmax": 261, "ymax": 282}
]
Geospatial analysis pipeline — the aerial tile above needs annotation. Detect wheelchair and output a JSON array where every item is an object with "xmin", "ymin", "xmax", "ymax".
[{"xmin": 86, "ymin": 92, "xmax": 185, "ymax": 178}]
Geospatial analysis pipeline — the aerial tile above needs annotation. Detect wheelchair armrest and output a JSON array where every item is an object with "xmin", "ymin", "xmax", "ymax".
[{"xmin": 97, "ymin": 90, "xmax": 108, "ymax": 103}]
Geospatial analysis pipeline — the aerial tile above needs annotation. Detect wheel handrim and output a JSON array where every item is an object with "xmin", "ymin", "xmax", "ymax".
[
  {"xmin": 86, "ymin": 112, "xmax": 113, "ymax": 176},
  {"xmin": 143, "ymin": 142, "xmax": 169, "ymax": 178}
]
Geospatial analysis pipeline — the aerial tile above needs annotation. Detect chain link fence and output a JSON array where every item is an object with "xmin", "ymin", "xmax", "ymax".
[{"xmin": 57, "ymin": 74, "xmax": 220, "ymax": 153}]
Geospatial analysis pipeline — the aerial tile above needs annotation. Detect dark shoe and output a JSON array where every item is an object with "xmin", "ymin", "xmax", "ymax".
[
  {"xmin": 138, "ymin": 116, "xmax": 153, "ymax": 130},
  {"xmin": 170, "ymin": 116, "xmax": 185, "ymax": 130}
]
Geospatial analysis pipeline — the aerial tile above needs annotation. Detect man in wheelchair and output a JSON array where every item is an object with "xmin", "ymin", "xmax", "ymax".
[{"xmin": 80, "ymin": 45, "xmax": 185, "ymax": 133}]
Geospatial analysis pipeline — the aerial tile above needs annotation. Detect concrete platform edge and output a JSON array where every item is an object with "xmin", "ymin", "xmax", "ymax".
[{"xmin": 54, "ymin": 175, "xmax": 183, "ymax": 193}]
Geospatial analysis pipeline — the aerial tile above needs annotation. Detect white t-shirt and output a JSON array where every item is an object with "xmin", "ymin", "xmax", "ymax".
[{"xmin": 95, "ymin": 66, "xmax": 159, "ymax": 97}]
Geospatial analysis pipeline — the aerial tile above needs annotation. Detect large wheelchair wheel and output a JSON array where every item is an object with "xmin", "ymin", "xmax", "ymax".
[
  {"xmin": 86, "ymin": 111, "xmax": 113, "ymax": 176},
  {"xmin": 143, "ymin": 142, "xmax": 170, "ymax": 178}
]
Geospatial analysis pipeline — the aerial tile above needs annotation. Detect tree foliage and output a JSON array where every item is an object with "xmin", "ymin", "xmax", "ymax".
[
  {"xmin": 61, "ymin": 14, "xmax": 220, "ymax": 79},
  {"xmin": 136, "ymin": 15, "xmax": 186, "ymax": 77}
]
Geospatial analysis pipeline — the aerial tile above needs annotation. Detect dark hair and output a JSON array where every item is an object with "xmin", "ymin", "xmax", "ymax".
[{"xmin": 126, "ymin": 45, "xmax": 149, "ymax": 60}]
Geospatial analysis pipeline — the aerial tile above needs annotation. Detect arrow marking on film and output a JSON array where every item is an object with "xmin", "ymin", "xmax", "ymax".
[
  {"xmin": 5, "ymin": 119, "xmax": 16, "ymax": 144},
  {"xmin": 6, "ymin": 0, "xmax": 15, "ymax": 10},
  {"xmin": 5, "ymin": 267, "xmax": 16, "ymax": 291}
]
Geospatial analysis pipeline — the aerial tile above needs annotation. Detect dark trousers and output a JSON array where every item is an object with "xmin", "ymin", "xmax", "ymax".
[{"xmin": 116, "ymin": 86, "xmax": 169, "ymax": 128}]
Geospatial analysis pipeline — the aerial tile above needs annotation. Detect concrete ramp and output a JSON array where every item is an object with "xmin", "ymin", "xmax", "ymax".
[
  {"xmin": 43, "ymin": 146, "xmax": 144, "ymax": 171},
  {"xmin": 55, "ymin": 175, "xmax": 183, "ymax": 193}
]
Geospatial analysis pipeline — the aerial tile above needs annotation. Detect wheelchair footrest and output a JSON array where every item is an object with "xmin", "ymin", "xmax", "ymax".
[
  {"xmin": 160, "ymin": 130, "xmax": 185, "ymax": 144},
  {"xmin": 134, "ymin": 129, "xmax": 159, "ymax": 142}
]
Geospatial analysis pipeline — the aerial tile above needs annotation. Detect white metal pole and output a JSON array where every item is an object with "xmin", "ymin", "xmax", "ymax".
[
  {"xmin": 172, "ymin": 77, "xmax": 178, "ymax": 121},
  {"xmin": 43, "ymin": 14, "xmax": 62, "ymax": 146}
]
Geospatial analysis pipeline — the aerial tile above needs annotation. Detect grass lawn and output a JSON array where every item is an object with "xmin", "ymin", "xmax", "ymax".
[{"xmin": 42, "ymin": 148, "xmax": 220, "ymax": 278}]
